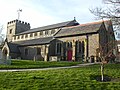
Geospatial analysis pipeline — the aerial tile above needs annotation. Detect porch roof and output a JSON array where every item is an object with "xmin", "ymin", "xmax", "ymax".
[{"xmin": 7, "ymin": 42, "xmax": 20, "ymax": 53}]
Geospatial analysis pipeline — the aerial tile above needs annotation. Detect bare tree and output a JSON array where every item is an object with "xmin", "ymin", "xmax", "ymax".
[
  {"xmin": 90, "ymin": 0, "xmax": 120, "ymax": 29},
  {"xmin": 0, "ymin": 25, "xmax": 5, "ymax": 47},
  {"xmin": 98, "ymin": 40, "xmax": 116, "ymax": 81},
  {"xmin": 90, "ymin": 0, "xmax": 118, "ymax": 82}
]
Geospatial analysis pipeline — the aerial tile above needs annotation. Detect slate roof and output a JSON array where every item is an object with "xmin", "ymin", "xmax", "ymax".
[
  {"xmin": 13, "ymin": 37, "xmax": 54, "ymax": 46},
  {"xmin": 7, "ymin": 42, "xmax": 20, "ymax": 53},
  {"xmin": 16, "ymin": 20, "xmax": 79, "ymax": 35},
  {"xmin": 55, "ymin": 21, "xmax": 103, "ymax": 37}
]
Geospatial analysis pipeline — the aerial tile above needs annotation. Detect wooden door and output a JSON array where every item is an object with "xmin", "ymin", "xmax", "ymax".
[{"xmin": 67, "ymin": 50, "xmax": 72, "ymax": 61}]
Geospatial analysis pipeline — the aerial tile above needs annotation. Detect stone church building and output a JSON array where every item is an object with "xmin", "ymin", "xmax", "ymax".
[{"xmin": 2, "ymin": 19, "xmax": 115, "ymax": 62}]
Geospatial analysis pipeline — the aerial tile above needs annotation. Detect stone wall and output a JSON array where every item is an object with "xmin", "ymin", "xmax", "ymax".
[
  {"xmin": 54, "ymin": 33, "xmax": 99, "ymax": 62},
  {"xmin": 19, "ymin": 44, "xmax": 49, "ymax": 61},
  {"xmin": 88, "ymin": 34, "xmax": 99, "ymax": 57}
]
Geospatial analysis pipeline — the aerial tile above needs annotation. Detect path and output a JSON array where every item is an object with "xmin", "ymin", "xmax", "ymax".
[{"xmin": 0, "ymin": 62, "xmax": 100, "ymax": 72}]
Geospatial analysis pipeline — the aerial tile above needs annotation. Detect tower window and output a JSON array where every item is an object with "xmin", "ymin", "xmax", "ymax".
[{"xmin": 9, "ymin": 29, "xmax": 12, "ymax": 34}]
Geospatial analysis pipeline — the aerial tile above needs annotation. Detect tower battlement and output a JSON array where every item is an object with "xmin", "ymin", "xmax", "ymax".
[
  {"xmin": 7, "ymin": 19, "xmax": 30, "ymax": 26},
  {"xmin": 6, "ymin": 19, "xmax": 31, "ymax": 42}
]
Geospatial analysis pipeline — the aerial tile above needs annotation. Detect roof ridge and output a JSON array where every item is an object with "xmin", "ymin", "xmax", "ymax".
[
  {"xmin": 26, "ymin": 20, "xmax": 75, "ymax": 31},
  {"xmin": 62, "ymin": 20, "xmax": 110, "ymax": 29},
  {"xmin": 15, "ymin": 19, "xmax": 76, "ymax": 35}
]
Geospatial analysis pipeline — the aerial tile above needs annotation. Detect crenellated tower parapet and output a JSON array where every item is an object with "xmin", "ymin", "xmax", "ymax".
[{"xmin": 6, "ymin": 19, "xmax": 30, "ymax": 42}]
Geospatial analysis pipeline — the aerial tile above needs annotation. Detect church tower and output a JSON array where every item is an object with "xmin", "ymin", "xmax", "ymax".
[{"xmin": 6, "ymin": 19, "xmax": 30, "ymax": 42}]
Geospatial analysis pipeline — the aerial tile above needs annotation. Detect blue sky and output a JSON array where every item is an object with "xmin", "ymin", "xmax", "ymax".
[{"xmin": 0, "ymin": 0, "xmax": 104, "ymax": 34}]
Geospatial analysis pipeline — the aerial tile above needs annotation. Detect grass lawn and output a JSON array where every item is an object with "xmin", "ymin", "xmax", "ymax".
[
  {"xmin": 0, "ymin": 64, "xmax": 120, "ymax": 90},
  {"xmin": 0, "ymin": 60, "xmax": 82, "ymax": 69}
]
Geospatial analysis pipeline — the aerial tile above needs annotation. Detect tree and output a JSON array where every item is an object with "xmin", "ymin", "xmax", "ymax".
[
  {"xmin": 98, "ymin": 40, "xmax": 116, "ymax": 81},
  {"xmin": 90, "ymin": 0, "xmax": 118, "ymax": 81},
  {"xmin": 0, "ymin": 25, "xmax": 5, "ymax": 47},
  {"xmin": 90, "ymin": 0, "xmax": 120, "ymax": 29}
]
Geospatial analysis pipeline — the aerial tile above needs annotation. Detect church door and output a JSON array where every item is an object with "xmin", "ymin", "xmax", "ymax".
[
  {"xmin": 2, "ymin": 48, "xmax": 8, "ymax": 60},
  {"xmin": 67, "ymin": 50, "xmax": 72, "ymax": 61}
]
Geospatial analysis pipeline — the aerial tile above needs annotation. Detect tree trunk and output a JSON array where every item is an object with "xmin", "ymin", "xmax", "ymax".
[{"xmin": 101, "ymin": 63, "xmax": 104, "ymax": 81}]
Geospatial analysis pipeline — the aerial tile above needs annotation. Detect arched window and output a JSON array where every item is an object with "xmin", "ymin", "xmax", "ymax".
[
  {"xmin": 76, "ymin": 41, "xmax": 84, "ymax": 54},
  {"xmin": 79, "ymin": 41, "xmax": 81, "ymax": 53},
  {"xmin": 67, "ymin": 42, "xmax": 72, "ymax": 48},
  {"xmin": 69, "ymin": 42, "xmax": 72, "ymax": 48},
  {"xmin": 81, "ymin": 41, "xmax": 84, "ymax": 54},
  {"xmin": 67, "ymin": 42, "xmax": 69, "ymax": 48},
  {"xmin": 56, "ymin": 42, "xmax": 61, "ymax": 54}
]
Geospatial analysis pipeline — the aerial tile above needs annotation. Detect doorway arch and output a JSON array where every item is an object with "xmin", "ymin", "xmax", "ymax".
[{"xmin": 2, "ymin": 48, "xmax": 8, "ymax": 59}]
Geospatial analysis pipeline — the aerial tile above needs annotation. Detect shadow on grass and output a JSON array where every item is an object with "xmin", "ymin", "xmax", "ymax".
[{"xmin": 90, "ymin": 75, "xmax": 111, "ymax": 82}]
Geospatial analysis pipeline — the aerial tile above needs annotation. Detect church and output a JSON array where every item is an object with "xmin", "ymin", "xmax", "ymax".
[{"xmin": 2, "ymin": 19, "xmax": 115, "ymax": 62}]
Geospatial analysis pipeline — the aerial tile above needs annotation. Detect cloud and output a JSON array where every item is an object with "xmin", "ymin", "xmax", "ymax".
[
  {"xmin": 32, "ymin": 0, "xmax": 103, "ymax": 22},
  {"xmin": 0, "ymin": 0, "xmax": 103, "ymax": 34}
]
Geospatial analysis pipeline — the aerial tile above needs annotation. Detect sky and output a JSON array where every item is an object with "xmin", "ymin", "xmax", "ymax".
[{"xmin": 0, "ymin": 0, "xmax": 104, "ymax": 35}]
